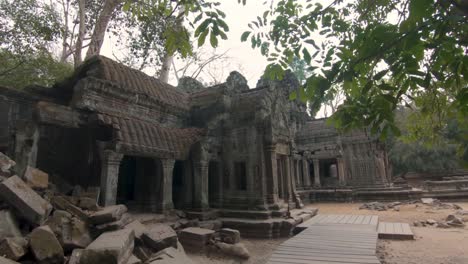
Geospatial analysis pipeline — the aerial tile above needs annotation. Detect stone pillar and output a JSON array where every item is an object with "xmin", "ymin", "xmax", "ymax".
[
  {"xmin": 193, "ymin": 160, "xmax": 209, "ymax": 210},
  {"xmin": 99, "ymin": 150, "xmax": 123, "ymax": 206},
  {"xmin": 337, "ymin": 158, "xmax": 346, "ymax": 186},
  {"xmin": 158, "ymin": 159, "xmax": 175, "ymax": 212},
  {"xmin": 313, "ymin": 159, "xmax": 321, "ymax": 187},
  {"xmin": 13, "ymin": 121, "xmax": 39, "ymax": 177},
  {"xmin": 265, "ymin": 146, "xmax": 278, "ymax": 204},
  {"xmin": 284, "ymin": 157, "xmax": 293, "ymax": 203},
  {"xmin": 302, "ymin": 159, "xmax": 311, "ymax": 187}
]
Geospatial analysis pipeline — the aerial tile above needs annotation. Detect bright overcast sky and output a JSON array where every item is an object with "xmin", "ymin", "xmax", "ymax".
[{"xmin": 101, "ymin": 0, "xmax": 331, "ymax": 88}]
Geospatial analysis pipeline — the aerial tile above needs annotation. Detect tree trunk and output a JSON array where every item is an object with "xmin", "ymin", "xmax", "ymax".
[
  {"xmin": 73, "ymin": 0, "xmax": 86, "ymax": 66},
  {"xmin": 59, "ymin": 0, "xmax": 70, "ymax": 63},
  {"xmin": 85, "ymin": 0, "xmax": 122, "ymax": 60},
  {"xmin": 159, "ymin": 52, "xmax": 173, "ymax": 83}
]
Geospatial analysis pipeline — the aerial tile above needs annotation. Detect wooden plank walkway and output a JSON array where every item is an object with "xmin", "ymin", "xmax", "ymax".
[
  {"xmin": 297, "ymin": 214, "xmax": 379, "ymax": 230},
  {"xmin": 268, "ymin": 215, "xmax": 381, "ymax": 264},
  {"xmin": 378, "ymin": 222, "xmax": 414, "ymax": 240}
]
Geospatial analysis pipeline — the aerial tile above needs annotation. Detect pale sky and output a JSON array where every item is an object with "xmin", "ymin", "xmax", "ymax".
[{"xmin": 101, "ymin": 0, "xmax": 333, "ymax": 116}]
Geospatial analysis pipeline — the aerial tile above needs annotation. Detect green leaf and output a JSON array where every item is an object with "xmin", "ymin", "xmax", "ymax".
[
  {"xmin": 210, "ymin": 32, "xmax": 218, "ymax": 48},
  {"xmin": 198, "ymin": 29, "xmax": 209, "ymax": 47},
  {"xmin": 302, "ymin": 48, "xmax": 311, "ymax": 64},
  {"xmin": 241, "ymin": 31, "xmax": 251, "ymax": 42}
]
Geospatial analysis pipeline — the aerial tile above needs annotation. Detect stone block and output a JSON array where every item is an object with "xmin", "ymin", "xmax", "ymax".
[
  {"xmin": 141, "ymin": 224, "xmax": 177, "ymax": 252},
  {"xmin": 0, "ymin": 237, "xmax": 28, "ymax": 261},
  {"xmin": 78, "ymin": 197, "xmax": 99, "ymax": 211},
  {"xmin": 132, "ymin": 244, "xmax": 152, "ymax": 263},
  {"xmin": 214, "ymin": 242, "xmax": 250, "ymax": 259},
  {"xmin": 30, "ymin": 225, "xmax": 64, "ymax": 264},
  {"xmin": 93, "ymin": 213, "xmax": 132, "ymax": 233},
  {"xmin": 51, "ymin": 196, "xmax": 89, "ymax": 223},
  {"xmin": 179, "ymin": 227, "xmax": 214, "ymax": 249},
  {"xmin": 88, "ymin": 205, "xmax": 127, "ymax": 225},
  {"xmin": 199, "ymin": 220, "xmax": 222, "ymax": 231},
  {"xmin": 0, "ymin": 256, "xmax": 20, "ymax": 264},
  {"xmin": 126, "ymin": 220, "xmax": 147, "ymax": 244},
  {"xmin": 0, "ymin": 152, "xmax": 15, "ymax": 173},
  {"xmin": 146, "ymin": 247, "xmax": 194, "ymax": 264},
  {"xmin": 220, "ymin": 228, "xmax": 240, "ymax": 244},
  {"xmin": 61, "ymin": 217, "xmax": 93, "ymax": 252},
  {"xmin": 80, "ymin": 228, "xmax": 134, "ymax": 264},
  {"xmin": 0, "ymin": 176, "xmax": 52, "ymax": 225},
  {"xmin": 23, "ymin": 166, "xmax": 48, "ymax": 189},
  {"xmin": 0, "ymin": 210, "xmax": 22, "ymax": 238},
  {"xmin": 127, "ymin": 255, "xmax": 141, "ymax": 264},
  {"xmin": 68, "ymin": 249, "xmax": 83, "ymax": 264}
]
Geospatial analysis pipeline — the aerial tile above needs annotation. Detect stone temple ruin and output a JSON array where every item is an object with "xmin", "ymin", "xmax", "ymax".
[{"xmin": 0, "ymin": 56, "xmax": 391, "ymax": 225}]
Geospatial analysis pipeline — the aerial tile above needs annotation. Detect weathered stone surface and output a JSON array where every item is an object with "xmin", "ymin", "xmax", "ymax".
[
  {"xmin": 78, "ymin": 197, "xmax": 99, "ymax": 211},
  {"xmin": 93, "ymin": 213, "xmax": 132, "ymax": 233},
  {"xmin": 179, "ymin": 227, "xmax": 215, "ymax": 250},
  {"xmin": 80, "ymin": 228, "xmax": 134, "ymax": 264},
  {"xmin": 0, "ymin": 256, "xmax": 20, "ymax": 264},
  {"xmin": 0, "ymin": 176, "xmax": 52, "ymax": 225},
  {"xmin": 0, "ymin": 237, "xmax": 28, "ymax": 261},
  {"xmin": 220, "ymin": 228, "xmax": 240, "ymax": 244},
  {"xmin": 51, "ymin": 196, "xmax": 89, "ymax": 223},
  {"xmin": 127, "ymin": 255, "xmax": 141, "ymax": 264},
  {"xmin": 0, "ymin": 152, "xmax": 15, "ymax": 173},
  {"xmin": 199, "ymin": 220, "xmax": 222, "ymax": 231},
  {"xmin": 68, "ymin": 249, "xmax": 83, "ymax": 264},
  {"xmin": 141, "ymin": 224, "xmax": 177, "ymax": 252},
  {"xmin": 0, "ymin": 210, "xmax": 22, "ymax": 238},
  {"xmin": 126, "ymin": 220, "xmax": 147, "ymax": 244},
  {"xmin": 214, "ymin": 242, "xmax": 250, "ymax": 259},
  {"xmin": 446, "ymin": 214, "xmax": 465, "ymax": 227},
  {"xmin": 132, "ymin": 244, "xmax": 152, "ymax": 263},
  {"xmin": 421, "ymin": 198, "xmax": 436, "ymax": 204},
  {"xmin": 88, "ymin": 205, "xmax": 127, "ymax": 225},
  {"xmin": 146, "ymin": 247, "xmax": 194, "ymax": 264},
  {"xmin": 29, "ymin": 225, "xmax": 64, "ymax": 264},
  {"xmin": 61, "ymin": 217, "xmax": 93, "ymax": 251},
  {"xmin": 23, "ymin": 166, "xmax": 48, "ymax": 189}
]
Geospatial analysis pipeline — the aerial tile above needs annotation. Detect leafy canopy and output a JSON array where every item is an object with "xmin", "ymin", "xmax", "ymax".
[{"xmin": 242, "ymin": 0, "xmax": 467, "ymax": 142}]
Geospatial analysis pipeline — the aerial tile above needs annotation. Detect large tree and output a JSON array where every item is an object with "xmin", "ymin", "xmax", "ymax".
[{"xmin": 243, "ymin": 0, "xmax": 467, "ymax": 144}]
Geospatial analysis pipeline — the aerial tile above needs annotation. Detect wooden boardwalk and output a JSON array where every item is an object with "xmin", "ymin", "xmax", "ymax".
[
  {"xmin": 378, "ymin": 222, "xmax": 414, "ymax": 240},
  {"xmin": 268, "ymin": 215, "xmax": 381, "ymax": 264}
]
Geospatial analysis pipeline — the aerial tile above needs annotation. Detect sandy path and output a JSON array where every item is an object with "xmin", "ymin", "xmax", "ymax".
[{"xmin": 187, "ymin": 202, "xmax": 468, "ymax": 264}]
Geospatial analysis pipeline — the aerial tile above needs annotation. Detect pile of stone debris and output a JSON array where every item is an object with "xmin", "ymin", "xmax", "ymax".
[
  {"xmin": 0, "ymin": 152, "xmax": 248, "ymax": 264},
  {"xmin": 413, "ymin": 212, "xmax": 467, "ymax": 228},
  {"xmin": 359, "ymin": 198, "xmax": 463, "ymax": 212},
  {"xmin": 359, "ymin": 201, "xmax": 405, "ymax": 211}
]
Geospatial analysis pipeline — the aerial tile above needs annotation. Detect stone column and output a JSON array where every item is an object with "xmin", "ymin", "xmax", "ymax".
[
  {"xmin": 193, "ymin": 160, "xmax": 209, "ymax": 210},
  {"xmin": 284, "ymin": 157, "xmax": 293, "ymax": 203},
  {"xmin": 337, "ymin": 158, "xmax": 346, "ymax": 186},
  {"xmin": 158, "ymin": 159, "xmax": 175, "ymax": 212},
  {"xmin": 99, "ymin": 150, "xmax": 123, "ymax": 206},
  {"xmin": 313, "ymin": 158, "xmax": 321, "ymax": 187},
  {"xmin": 302, "ymin": 159, "xmax": 311, "ymax": 188},
  {"xmin": 13, "ymin": 121, "xmax": 39, "ymax": 177},
  {"xmin": 265, "ymin": 145, "xmax": 278, "ymax": 204}
]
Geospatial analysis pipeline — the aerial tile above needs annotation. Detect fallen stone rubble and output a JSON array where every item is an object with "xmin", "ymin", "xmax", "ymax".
[
  {"xmin": 0, "ymin": 152, "xmax": 197, "ymax": 264},
  {"xmin": 360, "ymin": 198, "xmax": 463, "ymax": 211},
  {"xmin": 413, "ymin": 213, "xmax": 466, "ymax": 228}
]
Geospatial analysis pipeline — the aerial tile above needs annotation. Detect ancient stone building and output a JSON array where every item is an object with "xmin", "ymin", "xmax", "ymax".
[{"xmin": 0, "ymin": 56, "xmax": 390, "ymax": 219}]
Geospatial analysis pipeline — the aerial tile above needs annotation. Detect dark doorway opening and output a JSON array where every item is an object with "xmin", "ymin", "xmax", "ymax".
[
  {"xmin": 172, "ymin": 160, "xmax": 185, "ymax": 209},
  {"xmin": 117, "ymin": 156, "xmax": 137, "ymax": 203},
  {"xmin": 319, "ymin": 159, "xmax": 339, "ymax": 186}
]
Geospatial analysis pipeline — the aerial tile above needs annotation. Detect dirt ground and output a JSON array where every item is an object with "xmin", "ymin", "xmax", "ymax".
[{"xmin": 187, "ymin": 202, "xmax": 468, "ymax": 264}]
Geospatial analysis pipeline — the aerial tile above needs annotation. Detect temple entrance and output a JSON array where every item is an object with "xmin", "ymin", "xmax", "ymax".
[
  {"xmin": 172, "ymin": 160, "xmax": 185, "ymax": 209},
  {"xmin": 117, "ymin": 156, "xmax": 137, "ymax": 204},
  {"xmin": 319, "ymin": 159, "xmax": 339, "ymax": 186},
  {"xmin": 208, "ymin": 161, "xmax": 220, "ymax": 208}
]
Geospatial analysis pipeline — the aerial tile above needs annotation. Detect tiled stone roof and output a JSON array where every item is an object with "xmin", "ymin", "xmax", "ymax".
[
  {"xmin": 96, "ymin": 114, "xmax": 205, "ymax": 159},
  {"xmin": 78, "ymin": 56, "xmax": 190, "ymax": 110}
]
